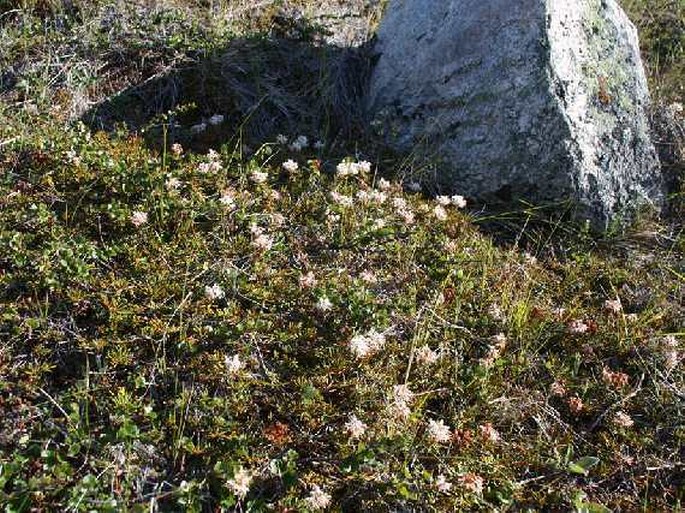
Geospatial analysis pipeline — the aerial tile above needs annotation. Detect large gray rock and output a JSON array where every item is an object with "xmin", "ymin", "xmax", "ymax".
[{"xmin": 367, "ymin": 0, "xmax": 664, "ymax": 229}]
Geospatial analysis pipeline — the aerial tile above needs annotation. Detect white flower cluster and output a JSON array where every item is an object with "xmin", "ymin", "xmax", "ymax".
[
  {"xmin": 299, "ymin": 271, "xmax": 317, "ymax": 288},
  {"xmin": 305, "ymin": 485, "xmax": 331, "ymax": 510},
  {"xmin": 355, "ymin": 189, "xmax": 387, "ymax": 205},
  {"xmin": 604, "ymin": 298, "xmax": 622, "ymax": 314},
  {"xmin": 198, "ymin": 149, "xmax": 222, "ymax": 174},
  {"xmin": 250, "ymin": 170, "xmax": 269, "ymax": 184},
  {"xmin": 190, "ymin": 114, "xmax": 223, "ymax": 135},
  {"xmin": 427, "ymin": 419, "xmax": 452, "ymax": 443},
  {"xmin": 662, "ymin": 335, "xmax": 680, "ymax": 370},
  {"xmin": 316, "ymin": 296, "xmax": 333, "ymax": 312},
  {"xmin": 435, "ymin": 474, "xmax": 453, "ymax": 492},
  {"xmin": 289, "ymin": 135, "xmax": 309, "ymax": 152},
  {"xmin": 130, "ymin": 211, "xmax": 148, "ymax": 227},
  {"xmin": 219, "ymin": 190, "xmax": 236, "ymax": 209},
  {"xmin": 435, "ymin": 195, "xmax": 467, "ymax": 209},
  {"xmin": 349, "ymin": 329, "xmax": 387, "ymax": 359},
  {"xmin": 389, "ymin": 384, "xmax": 414, "ymax": 420},
  {"xmin": 345, "ymin": 414, "xmax": 368, "ymax": 439},
  {"xmin": 282, "ymin": 159, "xmax": 299, "ymax": 173},
  {"xmin": 377, "ymin": 178, "xmax": 393, "ymax": 191},
  {"xmin": 208, "ymin": 114, "xmax": 224, "ymax": 126},
  {"xmin": 226, "ymin": 466, "xmax": 252, "ymax": 498},
  {"xmin": 250, "ymin": 224, "xmax": 274, "ymax": 251},
  {"xmin": 415, "ymin": 345, "xmax": 439, "ymax": 365},
  {"xmin": 165, "ymin": 176, "xmax": 182, "ymax": 191},
  {"xmin": 567, "ymin": 320, "xmax": 589, "ymax": 334},
  {"xmin": 205, "ymin": 283, "xmax": 225, "ymax": 300},
  {"xmin": 224, "ymin": 354, "xmax": 245, "ymax": 375},
  {"xmin": 391, "ymin": 197, "xmax": 415, "ymax": 225},
  {"xmin": 336, "ymin": 159, "xmax": 372, "ymax": 177},
  {"xmin": 329, "ymin": 191, "xmax": 354, "ymax": 208}
]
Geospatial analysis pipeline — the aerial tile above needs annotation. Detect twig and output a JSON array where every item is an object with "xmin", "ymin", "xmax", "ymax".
[
  {"xmin": 37, "ymin": 386, "xmax": 73, "ymax": 426},
  {"xmin": 0, "ymin": 137, "xmax": 19, "ymax": 147}
]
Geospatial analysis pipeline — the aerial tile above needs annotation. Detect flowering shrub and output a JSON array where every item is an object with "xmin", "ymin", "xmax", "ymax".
[{"xmin": 0, "ymin": 3, "xmax": 682, "ymax": 510}]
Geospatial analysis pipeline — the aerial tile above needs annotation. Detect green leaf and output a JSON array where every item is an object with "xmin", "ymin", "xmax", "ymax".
[{"xmin": 568, "ymin": 456, "xmax": 600, "ymax": 475}]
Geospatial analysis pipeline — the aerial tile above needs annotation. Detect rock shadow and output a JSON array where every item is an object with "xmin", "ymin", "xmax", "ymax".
[{"xmin": 82, "ymin": 34, "xmax": 376, "ymax": 154}]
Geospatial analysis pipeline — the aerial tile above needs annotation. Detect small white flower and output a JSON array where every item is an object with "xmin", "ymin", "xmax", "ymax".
[
  {"xmin": 190, "ymin": 122, "xmax": 207, "ymax": 135},
  {"xmin": 436, "ymin": 195, "xmax": 451, "ymax": 206},
  {"xmin": 435, "ymin": 474, "xmax": 453, "ymax": 493},
  {"xmin": 326, "ymin": 211, "xmax": 341, "ymax": 224},
  {"xmin": 392, "ymin": 197, "xmax": 407, "ymax": 210},
  {"xmin": 165, "ymin": 177, "xmax": 182, "ymax": 191},
  {"xmin": 299, "ymin": 271, "xmax": 317, "ymax": 288},
  {"xmin": 250, "ymin": 170, "xmax": 269, "ymax": 184},
  {"xmin": 345, "ymin": 414, "xmax": 368, "ymax": 439},
  {"xmin": 369, "ymin": 190, "xmax": 387, "ymax": 205},
  {"xmin": 289, "ymin": 135, "xmax": 309, "ymax": 152},
  {"xmin": 665, "ymin": 351, "xmax": 680, "ymax": 370},
  {"xmin": 349, "ymin": 334, "xmax": 371, "ymax": 358},
  {"xmin": 604, "ymin": 299, "xmax": 622, "ymax": 314},
  {"xmin": 663, "ymin": 335, "xmax": 678, "ymax": 348},
  {"xmin": 415, "ymin": 345, "xmax": 438, "ymax": 365},
  {"xmin": 567, "ymin": 320, "xmax": 589, "ymax": 334},
  {"xmin": 613, "ymin": 410, "xmax": 634, "ymax": 428},
  {"xmin": 336, "ymin": 160, "xmax": 359, "ymax": 177},
  {"xmin": 388, "ymin": 399, "xmax": 411, "ymax": 420},
  {"xmin": 451, "ymin": 195, "xmax": 467, "ymax": 208},
  {"xmin": 359, "ymin": 270, "xmax": 377, "ymax": 284},
  {"xmin": 479, "ymin": 422, "xmax": 500, "ymax": 443},
  {"xmin": 356, "ymin": 190, "xmax": 371, "ymax": 203},
  {"xmin": 366, "ymin": 329, "xmax": 386, "ymax": 351},
  {"xmin": 252, "ymin": 233, "xmax": 274, "ymax": 251},
  {"xmin": 372, "ymin": 218, "xmax": 387, "ymax": 230},
  {"xmin": 226, "ymin": 467, "xmax": 252, "ymax": 498},
  {"xmin": 130, "ymin": 211, "xmax": 148, "ymax": 227},
  {"xmin": 282, "ymin": 159, "xmax": 299, "ymax": 173},
  {"xmin": 207, "ymin": 149, "xmax": 220, "ymax": 161},
  {"xmin": 170, "ymin": 143, "xmax": 184, "ymax": 156},
  {"xmin": 305, "ymin": 485, "xmax": 331, "ymax": 510},
  {"xmin": 458, "ymin": 473, "xmax": 484, "ymax": 495},
  {"xmin": 225, "ymin": 354, "xmax": 245, "ymax": 375},
  {"xmin": 65, "ymin": 149, "xmax": 81, "ymax": 165},
  {"xmin": 553, "ymin": 307, "xmax": 567, "ymax": 319},
  {"xmin": 357, "ymin": 160, "xmax": 372, "ymax": 174},
  {"xmin": 392, "ymin": 384, "xmax": 414, "ymax": 405},
  {"xmin": 329, "ymin": 191, "xmax": 354, "ymax": 208},
  {"xmin": 377, "ymin": 178, "xmax": 392, "ymax": 191},
  {"xmin": 271, "ymin": 213, "xmax": 286, "ymax": 227},
  {"xmin": 198, "ymin": 160, "xmax": 222, "ymax": 174},
  {"xmin": 316, "ymin": 296, "xmax": 333, "ymax": 312},
  {"xmin": 434, "ymin": 205, "xmax": 448, "ymax": 221},
  {"xmin": 208, "ymin": 114, "xmax": 225, "ymax": 126},
  {"xmin": 219, "ymin": 191, "xmax": 236, "ymax": 208},
  {"xmin": 427, "ymin": 419, "xmax": 452, "ymax": 443},
  {"xmin": 276, "ymin": 134, "xmax": 288, "ymax": 145},
  {"xmin": 399, "ymin": 209, "xmax": 415, "ymax": 225},
  {"xmin": 205, "ymin": 284, "xmax": 225, "ymax": 300}
]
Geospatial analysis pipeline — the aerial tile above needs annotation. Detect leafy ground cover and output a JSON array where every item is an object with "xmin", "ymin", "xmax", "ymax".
[{"xmin": 0, "ymin": 1, "xmax": 683, "ymax": 511}]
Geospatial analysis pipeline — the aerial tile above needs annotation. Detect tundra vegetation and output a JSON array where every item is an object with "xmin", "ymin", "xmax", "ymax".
[{"xmin": 0, "ymin": 1, "xmax": 683, "ymax": 511}]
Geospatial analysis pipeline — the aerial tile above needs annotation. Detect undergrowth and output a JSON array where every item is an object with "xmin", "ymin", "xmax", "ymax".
[{"xmin": 0, "ymin": 1, "xmax": 683, "ymax": 511}]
